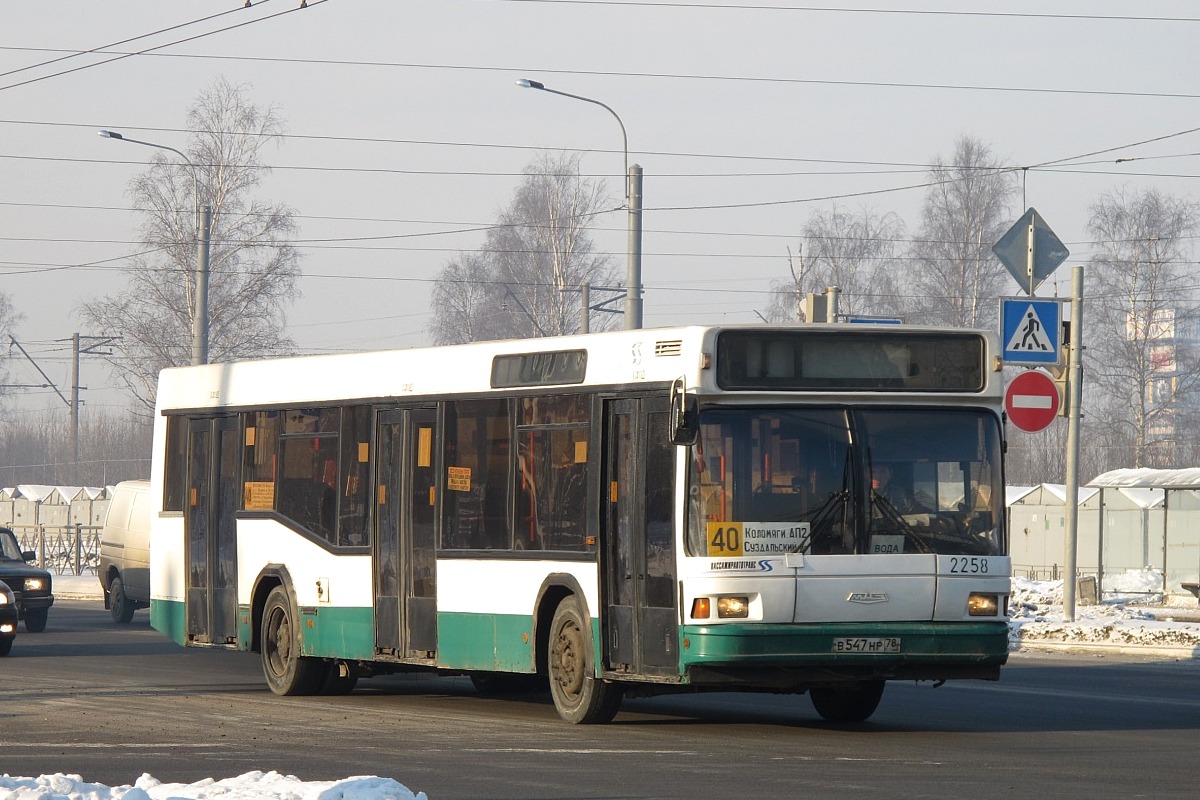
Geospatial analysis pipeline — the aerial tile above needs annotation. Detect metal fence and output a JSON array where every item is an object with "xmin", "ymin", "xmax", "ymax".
[{"xmin": 11, "ymin": 524, "xmax": 102, "ymax": 576}]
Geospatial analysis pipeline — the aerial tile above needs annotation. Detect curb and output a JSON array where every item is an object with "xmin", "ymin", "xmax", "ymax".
[{"xmin": 1012, "ymin": 640, "xmax": 1200, "ymax": 660}]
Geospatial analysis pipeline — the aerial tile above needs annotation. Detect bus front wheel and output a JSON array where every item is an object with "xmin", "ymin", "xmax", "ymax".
[
  {"xmin": 261, "ymin": 586, "xmax": 325, "ymax": 696},
  {"xmin": 547, "ymin": 596, "xmax": 621, "ymax": 724},
  {"xmin": 809, "ymin": 680, "xmax": 886, "ymax": 723}
]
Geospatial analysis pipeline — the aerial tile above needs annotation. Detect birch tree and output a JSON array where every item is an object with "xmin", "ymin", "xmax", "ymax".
[
  {"xmin": 1084, "ymin": 187, "xmax": 1200, "ymax": 469},
  {"xmin": 0, "ymin": 291, "xmax": 19, "ymax": 405},
  {"xmin": 905, "ymin": 136, "xmax": 1018, "ymax": 328},
  {"xmin": 80, "ymin": 77, "xmax": 301, "ymax": 409},
  {"xmin": 430, "ymin": 152, "xmax": 619, "ymax": 343},
  {"xmin": 765, "ymin": 205, "xmax": 906, "ymax": 322}
]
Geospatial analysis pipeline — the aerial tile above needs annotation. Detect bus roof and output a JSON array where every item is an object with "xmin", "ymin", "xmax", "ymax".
[{"xmin": 154, "ymin": 324, "xmax": 1003, "ymax": 413}]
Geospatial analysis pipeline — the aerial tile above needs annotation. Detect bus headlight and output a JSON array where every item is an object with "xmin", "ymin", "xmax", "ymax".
[
  {"xmin": 716, "ymin": 596, "xmax": 750, "ymax": 619},
  {"xmin": 968, "ymin": 593, "xmax": 1000, "ymax": 616}
]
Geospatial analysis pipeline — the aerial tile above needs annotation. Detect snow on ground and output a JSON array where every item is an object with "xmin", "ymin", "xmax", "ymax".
[
  {"xmin": 1010, "ymin": 568, "xmax": 1200, "ymax": 649},
  {"xmin": 0, "ymin": 772, "xmax": 425, "ymax": 800},
  {"xmin": 8, "ymin": 570, "xmax": 1198, "ymax": 800}
]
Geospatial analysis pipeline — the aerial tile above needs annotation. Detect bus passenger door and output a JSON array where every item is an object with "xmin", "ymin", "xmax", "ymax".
[
  {"xmin": 185, "ymin": 415, "xmax": 239, "ymax": 646},
  {"xmin": 374, "ymin": 408, "xmax": 439, "ymax": 659},
  {"xmin": 603, "ymin": 396, "xmax": 678, "ymax": 677}
]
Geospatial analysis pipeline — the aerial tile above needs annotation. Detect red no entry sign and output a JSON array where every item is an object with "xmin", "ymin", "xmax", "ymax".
[{"xmin": 1005, "ymin": 370, "xmax": 1060, "ymax": 432}]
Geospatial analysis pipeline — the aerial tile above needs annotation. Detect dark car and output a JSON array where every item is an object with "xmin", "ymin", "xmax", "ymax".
[
  {"xmin": 0, "ymin": 580, "xmax": 16, "ymax": 655},
  {"xmin": 0, "ymin": 527, "xmax": 54, "ymax": 632}
]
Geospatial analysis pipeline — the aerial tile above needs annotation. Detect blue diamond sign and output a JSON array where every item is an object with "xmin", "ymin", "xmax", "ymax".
[{"xmin": 993, "ymin": 208, "xmax": 1070, "ymax": 295}]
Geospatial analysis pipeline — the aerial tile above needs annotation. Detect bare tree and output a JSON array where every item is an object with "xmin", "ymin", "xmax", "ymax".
[
  {"xmin": 764, "ymin": 244, "xmax": 808, "ymax": 323},
  {"xmin": 0, "ymin": 409, "xmax": 150, "ymax": 486},
  {"xmin": 905, "ymin": 136, "xmax": 1018, "ymax": 328},
  {"xmin": 1004, "ymin": 411, "xmax": 1069, "ymax": 486},
  {"xmin": 429, "ymin": 253, "xmax": 505, "ymax": 345},
  {"xmin": 430, "ymin": 152, "xmax": 619, "ymax": 343},
  {"xmin": 1083, "ymin": 187, "xmax": 1200, "ymax": 469},
  {"xmin": 0, "ymin": 292, "xmax": 21, "ymax": 406},
  {"xmin": 80, "ymin": 77, "xmax": 300, "ymax": 409},
  {"xmin": 765, "ymin": 205, "xmax": 907, "ymax": 321}
]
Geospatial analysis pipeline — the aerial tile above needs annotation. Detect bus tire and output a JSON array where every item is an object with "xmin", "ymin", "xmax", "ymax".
[
  {"xmin": 261, "ymin": 586, "xmax": 325, "ymax": 696},
  {"xmin": 809, "ymin": 680, "xmax": 886, "ymax": 723},
  {"xmin": 547, "ymin": 596, "xmax": 621, "ymax": 724},
  {"xmin": 109, "ymin": 575, "xmax": 136, "ymax": 624}
]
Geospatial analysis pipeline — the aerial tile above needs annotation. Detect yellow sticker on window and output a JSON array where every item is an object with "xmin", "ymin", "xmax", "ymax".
[
  {"xmin": 448, "ymin": 466, "xmax": 471, "ymax": 492},
  {"xmin": 417, "ymin": 427, "xmax": 432, "ymax": 467},
  {"xmin": 243, "ymin": 481, "xmax": 275, "ymax": 511}
]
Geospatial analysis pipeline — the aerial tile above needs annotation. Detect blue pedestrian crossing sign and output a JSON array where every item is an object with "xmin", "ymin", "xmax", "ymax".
[{"xmin": 1001, "ymin": 298, "xmax": 1062, "ymax": 365}]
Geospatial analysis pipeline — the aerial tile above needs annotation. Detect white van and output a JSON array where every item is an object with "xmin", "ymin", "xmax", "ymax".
[{"xmin": 98, "ymin": 479, "xmax": 152, "ymax": 623}]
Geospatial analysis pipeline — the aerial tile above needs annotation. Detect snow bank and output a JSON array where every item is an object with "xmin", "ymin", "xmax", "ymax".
[
  {"xmin": 1009, "ymin": 571, "xmax": 1200, "ymax": 649},
  {"xmin": 0, "ymin": 771, "xmax": 426, "ymax": 800}
]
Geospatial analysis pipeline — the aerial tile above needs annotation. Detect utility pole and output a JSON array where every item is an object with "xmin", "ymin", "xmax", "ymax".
[
  {"xmin": 62, "ymin": 335, "xmax": 119, "ymax": 473},
  {"xmin": 1061, "ymin": 266, "xmax": 1084, "ymax": 622},
  {"xmin": 8, "ymin": 335, "xmax": 118, "ymax": 482},
  {"xmin": 70, "ymin": 334, "xmax": 80, "ymax": 466},
  {"xmin": 626, "ymin": 164, "xmax": 644, "ymax": 329}
]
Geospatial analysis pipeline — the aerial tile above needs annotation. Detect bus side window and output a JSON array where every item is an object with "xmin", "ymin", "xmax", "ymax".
[{"xmin": 443, "ymin": 399, "xmax": 513, "ymax": 551}]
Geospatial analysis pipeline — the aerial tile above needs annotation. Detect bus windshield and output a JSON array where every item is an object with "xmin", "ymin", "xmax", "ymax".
[{"xmin": 687, "ymin": 407, "xmax": 1004, "ymax": 557}]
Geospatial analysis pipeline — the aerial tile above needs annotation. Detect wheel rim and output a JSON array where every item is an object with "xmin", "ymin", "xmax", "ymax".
[
  {"xmin": 265, "ymin": 605, "xmax": 291, "ymax": 678},
  {"xmin": 111, "ymin": 580, "xmax": 125, "ymax": 616},
  {"xmin": 551, "ymin": 617, "xmax": 586, "ymax": 699}
]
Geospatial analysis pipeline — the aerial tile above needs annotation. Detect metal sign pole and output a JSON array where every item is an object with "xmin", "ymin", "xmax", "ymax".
[
  {"xmin": 1026, "ymin": 213, "xmax": 1036, "ymax": 296},
  {"xmin": 1062, "ymin": 265, "xmax": 1084, "ymax": 621}
]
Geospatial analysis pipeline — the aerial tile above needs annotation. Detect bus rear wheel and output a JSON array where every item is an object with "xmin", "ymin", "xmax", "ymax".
[
  {"xmin": 261, "ymin": 586, "xmax": 325, "ymax": 696},
  {"xmin": 547, "ymin": 596, "xmax": 621, "ymax": 724},
  {"xmin": 809, "ymin": 680, "xmax": 886, "ymax": 723}
]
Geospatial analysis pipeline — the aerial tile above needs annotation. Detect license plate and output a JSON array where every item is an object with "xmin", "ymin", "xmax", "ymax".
[{"xmin": 832, "ymin": 637, "xmax": 901, "ymax": 654}]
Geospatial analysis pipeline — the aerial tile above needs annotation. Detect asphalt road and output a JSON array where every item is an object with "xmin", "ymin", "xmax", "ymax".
[{"xmin": 2, "ymin": 600, "xmax": 1197, "ymax": 799}]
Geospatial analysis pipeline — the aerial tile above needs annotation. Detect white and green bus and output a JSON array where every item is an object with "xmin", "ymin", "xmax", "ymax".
[{"xmin": 148, "ymin": 324, "xmax": 1011, "ymax": 723}]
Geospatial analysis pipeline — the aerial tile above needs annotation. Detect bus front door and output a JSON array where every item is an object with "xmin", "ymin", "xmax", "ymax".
[
  {"xmin": 185, "ymin": 415, "xmax": 239, "ymax": 646},
  {"xmin": 374, "ymin": 408, "xmax": 438, "ymax": 660},
  {"xmin": 603, "ymin": 396, "xmax": 678, "ymax": 677}
]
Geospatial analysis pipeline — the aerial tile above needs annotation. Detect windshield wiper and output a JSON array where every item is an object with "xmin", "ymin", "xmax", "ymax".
[
  {"xmin": 871, "ymin": 493, "xmax": 934, "ymax": 554},
  {"xmin": 806, "ymin": 489, "xmax": 851, "ymax": 554}
]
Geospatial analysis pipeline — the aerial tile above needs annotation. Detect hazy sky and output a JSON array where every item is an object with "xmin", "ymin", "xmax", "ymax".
[{"xmin": 1, "ymin": 0, "xmax": 1196, "ymax": 416}]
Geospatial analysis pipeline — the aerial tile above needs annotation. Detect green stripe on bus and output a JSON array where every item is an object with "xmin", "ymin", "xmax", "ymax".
[
  {"xmin": 150, "ymin": 598, "xmax": 186, "ymax": 646},
  {"xmin": 296, "ymin": 606, "xmax": 376, "ymax": 660},
  {"xmin": 150, "ymin": 598, "xmax": 376, "ymax": 659},
  {"xmin": 679, "ymin": 621, "xmax": 1009, "ymax": 666},
  {"xmin": 437, "ymin": 611, "xmax": 543, "ymax": 673}
]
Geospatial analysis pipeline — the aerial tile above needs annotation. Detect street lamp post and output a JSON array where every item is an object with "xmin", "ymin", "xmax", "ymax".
[
  {"xmin": 99, "ymin": 129, "xmax": 211, "ymax": 365},
  {"xmin": 516, "ymin": 79, "xmax": 643, "ymax": 330}
]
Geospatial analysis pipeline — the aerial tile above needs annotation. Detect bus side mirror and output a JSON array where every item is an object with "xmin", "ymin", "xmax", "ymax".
[{"xmin": 669, "ymin": 377, "xmax": 698, "ymax": 446}]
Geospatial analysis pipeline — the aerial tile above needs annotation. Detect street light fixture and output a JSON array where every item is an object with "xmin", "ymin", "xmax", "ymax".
[
  {"xmin": 516, "ymin": 79, "xmax": 643, "ymax": 330},
  {"xmin": 99, "ymin": 129, "xmax": 211, "ymax": 365}
]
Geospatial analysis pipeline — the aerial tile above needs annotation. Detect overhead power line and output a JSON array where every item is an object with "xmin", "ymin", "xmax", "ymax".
[
  {"xmin": 490, "ymin": 1, "xmax": 1200, "ymax": 23},
  {"xmin": 1, "ymin": 46, "xmax": 1196, "ymax": 101},
  {"xmin": 0, "ymin": 0, "xmax": 330, "ymax": 94}
]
